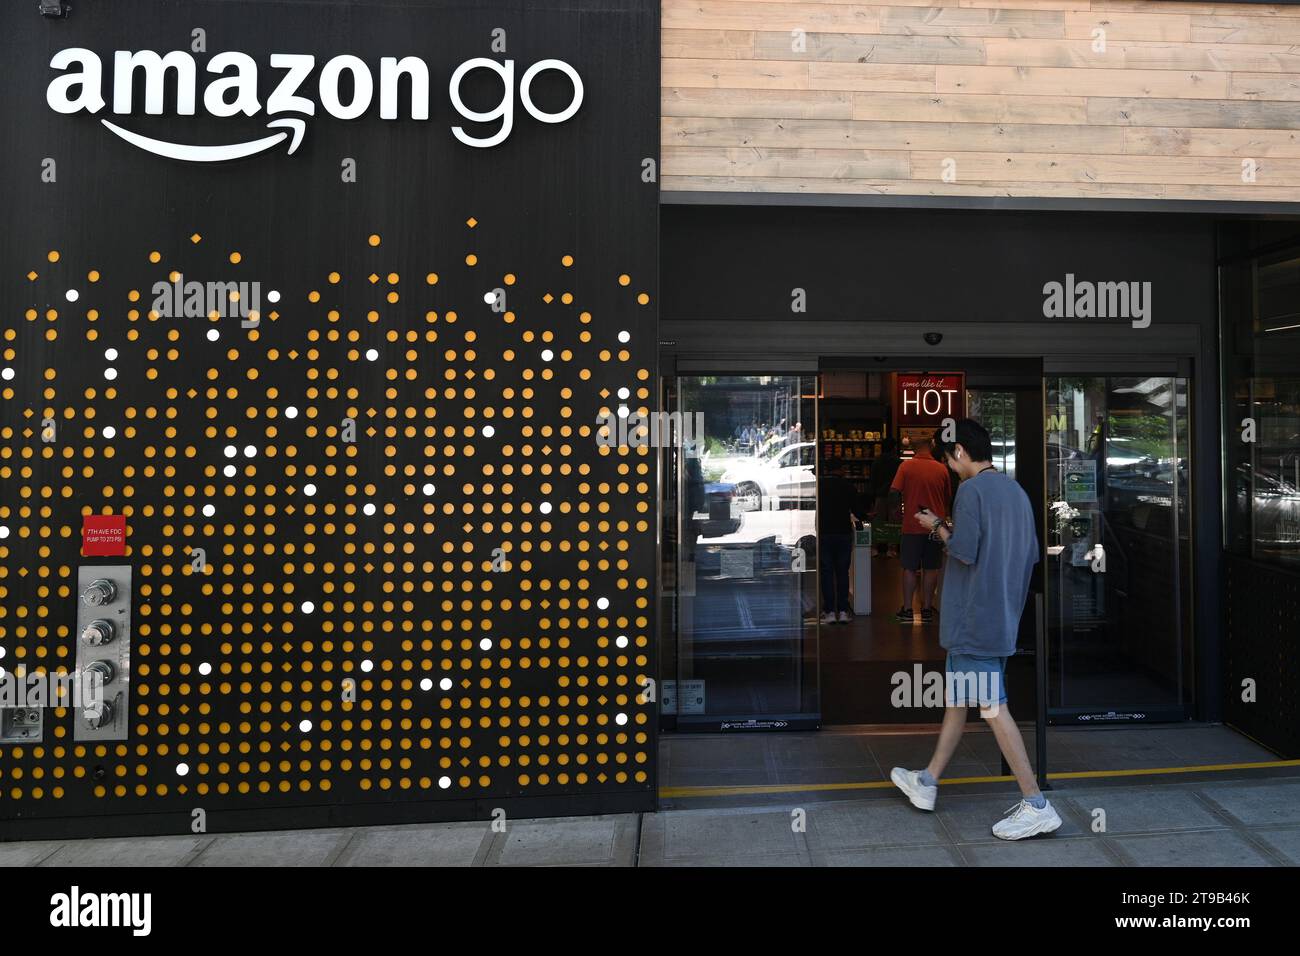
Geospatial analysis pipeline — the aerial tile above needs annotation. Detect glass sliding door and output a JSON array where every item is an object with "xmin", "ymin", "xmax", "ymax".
[
  {"xmin": 1045, "ymin": 375, "xmax": 1193, "ymax": 722},
  {"xmin": 659, "ymin": 374, "xmax": 820, "ymax": 730}
]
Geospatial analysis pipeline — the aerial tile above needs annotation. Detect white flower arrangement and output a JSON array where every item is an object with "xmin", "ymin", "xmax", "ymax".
[{"xmin": 1049, "ymin": 499, "xmax": 1080, "ymax": 535}]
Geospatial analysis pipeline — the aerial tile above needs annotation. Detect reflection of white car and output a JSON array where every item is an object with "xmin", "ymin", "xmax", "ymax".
[{"xmin": 720, "ymin": 442, "xmax": 816, "ymax": 511}]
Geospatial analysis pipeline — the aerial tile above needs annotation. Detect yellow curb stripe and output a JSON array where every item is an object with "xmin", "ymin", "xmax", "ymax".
[{"xmin": 658, "ymin": 758, "xmax": 1300, "ymax": 799}]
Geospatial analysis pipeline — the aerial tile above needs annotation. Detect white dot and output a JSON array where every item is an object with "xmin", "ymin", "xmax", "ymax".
[
  {"xmin": 202, "ymin": 504, "xmax": 215, "ymax": 517},
  {"xmin": 267, "ymin": 290, "xmax": 281, "ymax": 304},
  {"xmin": 66, "ymin": 289, "xmax": 79, "ymax": 303},
  {"xmin": 616, "ymin": 635, "xmax": 629, "ymax": 649},
  {"xmin": 439, "ymin": 677, "xmax": 453, "ymax": 691},
  {"xmin": 597, "ymin": 597, "xmax": 610, "ymax": 610},
  {"xmin": 422, "ymin": 483, "xmax": 435, "ymax": 495},
  {"xmin": 438, "ymin": 776, "xmax": 452, "ymax": 789},
  {"xmin": 479, "ymin": 638, "xmax": 492, "ymax": 651},
  {"xmin": 363, "ymin": 502, "xmax": 376, "ymax": 516},
  {"xmin": 101, "ymin": 426, "xmax": 116, "ymax": 439},
  {"xmin": 206, "ymin": 328, "xmax": 219, "ymax": 342},
  {"xmin": 223, "ymin": 464, "xmax": 236, "ymax": 477},
  {"xmin": 483, "ymin": 291, "xmax": 496, "ymax": 304},
  {"xmin": 618, "ymin": 405, "xmax": 629, "ymax": 418},
  {"xmin": 198, "ymin": 662, "xmax": 212, "ymax": 676},
  {"xmin": 303, "ymin": 483, "xmax": 316, "ymax": 496},
  {"xmin": 243, "ymin": 445, "xmax": 256, "ymax": 457},
  {"xmin": 0, "ymin": 645, "xmax": 6, "ymax": 658},
  {"xmin": 103, "ymin": 368, "xmax": 117, "ymax": 381},
  {"xmin": 361, "ymin": 659, "xmax": 374, "ymax": 673},
  {"xmin": 104, "ymin": 348, "xmax": 118, "ymax": 361},
  {"xmin": 482, "ymin": 425, "xmax": 495, "ymax": 437},
  {"xmin": 301, "ymin": 601, "xmax": 315, "ymax": 614},
  {"xmin": 365, "ymin": 348, "xmax": 378, "ymax": 361},
  {"xmin": 539, "ymin": 501, "xmax": 552, "ymax": 515},
  {"xmin": 299, "ymin": 719, "xmax": 313, "ymax": 733},
  {"xmin": 618, "ymin": 330, "xmax": 630, "ymax": 343},
  {"xmin": 0, "ymin": 368, "xmax": 12, "ymax": 381},
  {"xmin": 285, "ymin": 406, "xmax": 298, "ymax": 419},
  {"xmin": 617, "ymin": 387, "xmax": 630, "ymax": 400},
  {"xmin": 541, "ymin": 349, "xmax": 553, "ymax": 361},
  {"xmin": 175, "ymin": 762, "xmax": 189, "ymax": 776},
  {"xmin": 616, "ymin": 713, "xmax": 628, "ymax": 726},
  {"xmin": 0, "ymin": 526, "xmax": 9, "ymax": 539},
  {"xmin": 223, "ymin": 445, "xmax": 237, "ymax": 458},
  {"xmin": 419, "ymin": 678, "xmax": 433, "ymax": 691}
]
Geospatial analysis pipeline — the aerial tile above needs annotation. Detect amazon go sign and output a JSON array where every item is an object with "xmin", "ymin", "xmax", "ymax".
[
  {"xmin": 897, "ymin": 374, "xmax": 965, "ymax": 426},
  {"xmin": 45, "ymin": 48, "xmax": 583, "ymax": 162}
]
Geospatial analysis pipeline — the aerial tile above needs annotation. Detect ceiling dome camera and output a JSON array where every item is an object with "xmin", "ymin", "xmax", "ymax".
[{"xmin": 924, "ymin": 332, "xmax": 943, "ymax": 346}]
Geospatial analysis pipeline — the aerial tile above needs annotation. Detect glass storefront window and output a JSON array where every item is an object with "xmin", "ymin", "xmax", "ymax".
[
  {"xmin": 659, "ymin": 375, "xmax": 820, "ymax": 728},
  {"xmin": 1221, "ymin": 251, "xmax": 1300, "ymax": 570},
  {"xmin": 968, "ymin": 390, "xmax": 1016, "ymax": 479},
  {"xmin": 1045, "ymin": 376, "xmax": 1193, "ymax": 719}
]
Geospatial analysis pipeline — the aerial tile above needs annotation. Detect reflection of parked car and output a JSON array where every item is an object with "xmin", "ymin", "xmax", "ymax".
[
  {"xmin": 697, "ymin": 481, "xmax": 744, "ymax": 538},
  {"xmin": 720, "ymin": 441, "xmax": 816, "ymax": 511},
  {"xmin": 1106, "ymin": 460, "xmax": 1185, "ymax": 529},
  {"xmin": 1233, "ymin": 463, "xmax": 1300, "ymax": 551}
]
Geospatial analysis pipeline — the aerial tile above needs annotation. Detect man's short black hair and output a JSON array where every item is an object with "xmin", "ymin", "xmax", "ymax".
[{"xmin": 934, "ymin": 418, "xmax": 993, "ymax": 463}]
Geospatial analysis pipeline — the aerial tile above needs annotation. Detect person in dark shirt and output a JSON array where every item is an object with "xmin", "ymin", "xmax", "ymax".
[
  {"xmin": 868, "ymin": 438, "xmax": 901, "ymax": 557},
  {"xmin": 819, "ymin": 459, "xmax": 866, "ymax": 624}
]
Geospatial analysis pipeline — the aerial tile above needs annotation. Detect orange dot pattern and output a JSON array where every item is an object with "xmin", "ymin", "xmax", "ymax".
[{"xmin": 0, "ymin": 223, "xmax": 655, "ymax": 818}]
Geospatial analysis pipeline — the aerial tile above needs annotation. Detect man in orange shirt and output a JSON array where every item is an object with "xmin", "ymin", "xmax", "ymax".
[{"xmin": 888, "ymin": 435, "xmax": 953, "ymax": 623}]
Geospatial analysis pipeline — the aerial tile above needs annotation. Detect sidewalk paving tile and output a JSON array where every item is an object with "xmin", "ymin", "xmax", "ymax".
[
  {"xmin": 805, "ymin": 799, "xmax": 949, "ymax": 849},
  {"xmin": 1107, "ymin": 830, "xmax": 1277, "ymax": 867},
  {"xmin": 494, "ymin": 815, "xmax": 637, "ymax": 867},
  {"xmin": 1195, "ymin": 781, "xmax": 1300, "ymax": 827},
  {"xmin": 640, "ymin": 807, "xmax": 804, "ymax": 865},
  {"xmin": 1246, "ymin": 826, "xmax": 1300, "ymax": 866},
  {"xmin": 333, "ymin": 823, "xmax": 490, "ymax": 867},
  {"xmin": 39, "ymin": 835, "xmax": 210, "ymax": 867},
  {"xmin": 1058, "ymin": 788, "xmax": 1227, "ymax": 833},
  {"xmin": 190, "ymin": 829, "xmax": 351, "ymax": 867},
  {"xmin": 961, "ymin": 836, "xmax": 1118, "ymax": 867},
  {"xmin": 820, "ymin": 845, "xmax": 958, "ymax": 867}
]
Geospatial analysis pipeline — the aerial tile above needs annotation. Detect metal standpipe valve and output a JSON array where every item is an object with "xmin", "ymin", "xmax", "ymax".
[
  {"xmin": 82, "ymin": 619, "xmax": 116, "ymax": 646},
  {"xmin": 82, "ymin": 700, "xmax": 114, "ymax": 731},
  {"xmin": 81, "ymin": 578, "xmax": 117, "ymax": 607}
]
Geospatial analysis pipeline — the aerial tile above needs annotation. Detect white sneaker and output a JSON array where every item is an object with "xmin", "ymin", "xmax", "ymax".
[
  {"xmin": 890, "ymin": 767, "xmax": 937, "ymax": 811},
  {"xmin": 991, "ymin": 799, "xmax": 1062, "ymax": 841},
  {"xmin": 820, "ymin": 612, "xmax": 837, "ymax": 625},
  {"xmin": 837, "ymin": 611, "xmax": 850, "ymax": 624}
]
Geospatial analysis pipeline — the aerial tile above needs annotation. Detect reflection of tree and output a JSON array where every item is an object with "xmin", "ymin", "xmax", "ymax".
[{"xmin": 1109, "ymin": 411, "xmax": 1173, "ymax": 462}]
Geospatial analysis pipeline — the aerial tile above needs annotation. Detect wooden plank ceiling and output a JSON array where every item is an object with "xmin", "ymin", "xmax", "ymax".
[{"xmin": 662, "ymin": 0, "xmax": 1300, "ymax": 202}]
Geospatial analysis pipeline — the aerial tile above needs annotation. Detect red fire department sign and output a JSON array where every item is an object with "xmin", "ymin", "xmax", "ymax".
[{"xmin": 82, "ymin": 515, "xmax": 127, "ymax": 556}]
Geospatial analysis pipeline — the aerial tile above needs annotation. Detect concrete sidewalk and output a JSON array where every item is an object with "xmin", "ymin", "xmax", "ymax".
[{"xmin": 1, "ymin": 725, "xmax": 1297, "ymax": 867}]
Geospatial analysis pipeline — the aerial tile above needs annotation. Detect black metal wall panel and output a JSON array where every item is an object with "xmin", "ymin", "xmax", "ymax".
[
  {"xmin": 1225, "ymin": 556, "xmax": 1300, "ymax": 758},
  {"xmin": 0, "ymin": 0, "xmax": 659, "ymax": 837}
]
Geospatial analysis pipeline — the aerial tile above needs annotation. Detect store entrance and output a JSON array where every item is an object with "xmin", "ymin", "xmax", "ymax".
[
  {"xmin": 815, "ymin": 363, "xmax": 1044, "ymax": 724},
  {"xmin": 658, "ymin": 360, "xmax": 1043, "ymax": 730}
]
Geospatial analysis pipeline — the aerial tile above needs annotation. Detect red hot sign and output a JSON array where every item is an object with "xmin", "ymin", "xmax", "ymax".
[{"xmin": 897, "ymin": 373, "xmax": 965, "ymax": 425}]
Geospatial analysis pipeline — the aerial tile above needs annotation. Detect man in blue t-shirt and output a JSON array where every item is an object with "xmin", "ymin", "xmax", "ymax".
[{"xmin": 888, "ymin": 418, "xmax": 1062, "ymax": 841}]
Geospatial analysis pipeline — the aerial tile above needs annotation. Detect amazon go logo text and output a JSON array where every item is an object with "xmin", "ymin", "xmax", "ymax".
[{"xmin": 46, "ymin": 48, "xmax": 583, "ymax": 162}]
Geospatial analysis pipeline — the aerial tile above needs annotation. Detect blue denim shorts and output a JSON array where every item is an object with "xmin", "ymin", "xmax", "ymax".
[{"xmin": 944, "ymin": 653, "xmax": 1008, "ymax": 707}]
